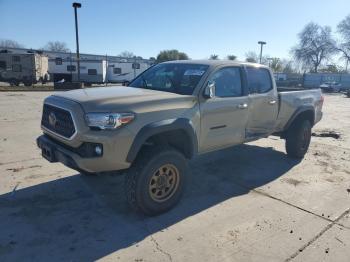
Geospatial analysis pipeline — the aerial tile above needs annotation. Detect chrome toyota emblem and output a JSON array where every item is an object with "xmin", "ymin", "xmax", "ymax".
[{"xmin": 49, "ymin": 112, "xmax": 57, "ymax": 127}]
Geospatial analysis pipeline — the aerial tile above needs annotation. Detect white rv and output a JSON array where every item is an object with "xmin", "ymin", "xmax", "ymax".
[
  {"xmin": 107, "ymin": 61, "xmax": 149, "ymax": 84},
  {"xmin": 49, "ymin": 58, "xmax": 107, "ymax": 84},
  {"xmin": 0, "ymin": 52, "xmax": 49, "ymax": 86}
]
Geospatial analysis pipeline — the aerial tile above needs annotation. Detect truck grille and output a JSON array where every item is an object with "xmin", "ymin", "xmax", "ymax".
[{"xmin": 41, "ymin": 104, "xmax": 76, "ymax": 139}]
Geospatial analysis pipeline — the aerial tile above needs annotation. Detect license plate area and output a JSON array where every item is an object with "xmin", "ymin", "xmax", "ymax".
[{"xmin": 41, "ymin": 143, "xmax": 56, "ymax": 162}]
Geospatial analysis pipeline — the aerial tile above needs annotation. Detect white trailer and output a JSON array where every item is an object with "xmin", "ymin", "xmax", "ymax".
[
  {"xmin": 49, "ymin": 58, "xmax": 107, "ymax": 84},
  {"xmin": 0, "ymin": 52, "xmax": 49, "ymax": 86},
  {"xmin": 107, "ymin": 61, "xmax": 149, "ymax": 84}
]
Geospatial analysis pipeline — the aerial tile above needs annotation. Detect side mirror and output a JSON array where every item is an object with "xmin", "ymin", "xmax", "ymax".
[{"xmin": 203, "ymin": 81, "xmax": 215, "ymax": 98}]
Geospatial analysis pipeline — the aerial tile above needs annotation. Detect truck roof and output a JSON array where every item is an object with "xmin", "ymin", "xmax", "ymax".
[{"xmin": 162, "ymin": 59, "xmax": 268, "ymax": 68}]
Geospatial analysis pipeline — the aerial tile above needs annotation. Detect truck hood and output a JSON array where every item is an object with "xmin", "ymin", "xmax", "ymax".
[{"xmin": 53, "ymin": 86, "xmax": 197, "ymax": 113}]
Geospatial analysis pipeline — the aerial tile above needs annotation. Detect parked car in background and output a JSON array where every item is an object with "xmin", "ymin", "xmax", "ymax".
[{"xmin": 320, "ymin": 82, "xmax": 341, "ymax": 92}]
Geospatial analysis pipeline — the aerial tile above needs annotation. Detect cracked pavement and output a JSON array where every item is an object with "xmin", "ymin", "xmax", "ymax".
[{"xmin": 0, "ymin": 92, "xmax": 349, "ymax": 261}]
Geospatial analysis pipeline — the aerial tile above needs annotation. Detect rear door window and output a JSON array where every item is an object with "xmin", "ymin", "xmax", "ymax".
[
  {"xmin": 209, "ymin": 67, "xmax": 242, "ymax": 97},
  {"xmin": 246, "ymin": 67, "xmax": 272, "ymax": 94}
]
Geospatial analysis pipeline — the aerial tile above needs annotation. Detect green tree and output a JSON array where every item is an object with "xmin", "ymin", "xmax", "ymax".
[
  {"xmin": 292, "ymin": 22, "xmax": 336, "ymax": 73},
  {"xmin": 118, "ymin": 51, "xmax": 135, "ymax": 58},
  {"xmin": 210, "ymin": 54, "xmax": 219, "ymax": 60},
  {"xmin": 227, "ymin": 55, "xmax": 237, "ymax": 60},
  {"xmin": 156, "ymin": 49, "xmax": 189, "ymax": 63}
]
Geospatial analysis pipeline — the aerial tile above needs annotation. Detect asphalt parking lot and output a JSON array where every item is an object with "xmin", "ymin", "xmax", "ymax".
[{"xmin": 0, "ymin": 91, "xmax": 349, "ymax": 261}]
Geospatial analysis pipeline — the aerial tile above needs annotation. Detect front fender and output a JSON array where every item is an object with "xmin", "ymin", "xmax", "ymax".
[{"xmin": 126, "ymin": 118, "xmax": 198, "ymax": 163}]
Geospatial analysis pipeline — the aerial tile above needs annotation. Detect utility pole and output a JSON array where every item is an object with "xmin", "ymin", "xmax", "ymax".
[
  {"xmin": 105, "ymin": 54, "xmax": 108, "ymax": 86},
  {"xmin": 258, "ymin": 41, "xmax": 266, "ymax": 64},
  {"xmin": 72, "ymin": 2, "xmax": 81, "ymax": 82}
]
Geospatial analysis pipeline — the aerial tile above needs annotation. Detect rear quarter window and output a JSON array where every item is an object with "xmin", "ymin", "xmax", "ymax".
[{"xmin": 246, "ymin": 67, "xmax": 272, "ymax": 94}]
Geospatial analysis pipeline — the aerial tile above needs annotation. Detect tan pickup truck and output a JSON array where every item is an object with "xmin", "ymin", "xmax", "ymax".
[{"xmin": 37, "ymin": 60, "xmax": 323, "ymax": 215}]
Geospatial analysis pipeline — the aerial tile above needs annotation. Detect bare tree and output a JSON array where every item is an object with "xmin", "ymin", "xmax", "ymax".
[
  {"xmin": 337, "ymin": 15, "xmax": 350, "ymax": 71},
  {"xmin": 227, "ymin": 55, "xmax": 237, "ymax": 60},
  {"xmin": 210, "ymin": 54, "xmax": 219, "ymax": 60},
  {"xmin": 245, "ymin": 51, "xmax": 269, "ymax": 64},
  {"xmin": 292, "ymin": 22, "xmax": 336, "ymax": 73},
  {"xmin": 338, "ymin": 15, "xmax": 350, "ymax": 41},
  {"xmin": 245, "ymin": 51, "xmax": 258, "ymax": 63},
  {"xmin": 280, "ymin": 59, "xmax": 296, "ymax": 73},
  {"xmin": 269, "ymin": 58, "xmax": 283, "ymax": 72},
  {"xmin": 118, "ymin": 51, "xmax": 135, "ymax": 58},
  {"xmin": 319, "ymin": 64, "xmax": 340, "ymax": 73},
  {"xmin": 0, "ymin": 39, "xmax": 23, "ymax": 48},
  {"xmin": 44, "ymin": 41, "xmax": 70, "ymax": 52}
]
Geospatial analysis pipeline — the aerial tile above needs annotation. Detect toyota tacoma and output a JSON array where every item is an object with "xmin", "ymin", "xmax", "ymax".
[{"xmin": 37, "ymin": 60, "xmax": 323, "ymax": 215}]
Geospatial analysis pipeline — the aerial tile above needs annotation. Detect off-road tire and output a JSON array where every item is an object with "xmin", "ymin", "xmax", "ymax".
[
  {"xmin": 285, "ymin": 119, "xmax": 312, "ymax": 159},
  {"xmin": 125, "ymin": 146, "xmax": 187, "ymax": 216}
]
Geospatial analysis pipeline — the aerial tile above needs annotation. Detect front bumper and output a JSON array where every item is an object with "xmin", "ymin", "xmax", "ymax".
[
  {"xmin": 37, "ymin": 135, "xmax": 80, "ymax": 171},
  {"xmin": 37, "ymin": 133, "xmax": 132, "ymax": 173}
]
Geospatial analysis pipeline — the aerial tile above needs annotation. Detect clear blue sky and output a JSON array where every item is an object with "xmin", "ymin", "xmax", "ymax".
[{"xmin": 1, "ymin": 0, "xmax": 349, "ymax": 60}]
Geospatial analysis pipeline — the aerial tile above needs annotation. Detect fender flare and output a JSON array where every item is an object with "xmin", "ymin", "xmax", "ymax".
[
  {"xmin": 283, "ymin": 106, "xmax": 315, "ymax": 131},
  {"xmin": 126, "ymin": 118, "xmax": 198, "ymax": 163}
]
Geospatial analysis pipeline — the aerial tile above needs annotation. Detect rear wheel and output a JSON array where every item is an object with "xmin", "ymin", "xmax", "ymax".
[
  {"xmin": 285, "ymin": 119, "xmax": 312, "ymax": 158},
  {"xmin": 125, "ymin": 147, "xmax": 187, "ymax": 215}
]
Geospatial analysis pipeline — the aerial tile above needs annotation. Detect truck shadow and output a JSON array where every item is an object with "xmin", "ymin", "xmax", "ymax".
[{"xmin": 0, "ymin": 144, "xmax": 301, "ymax": 261}]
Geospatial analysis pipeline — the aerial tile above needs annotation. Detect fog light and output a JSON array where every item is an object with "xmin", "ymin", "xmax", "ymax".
[{"xmin": 95, "ymin": 145, "xmax": 103, "ymax": 156}]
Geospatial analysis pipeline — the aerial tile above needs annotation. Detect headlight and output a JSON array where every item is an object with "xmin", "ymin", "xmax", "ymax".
[{"xmin": 85, "ymin": 113, "xmax": 135, "ymax": 130}]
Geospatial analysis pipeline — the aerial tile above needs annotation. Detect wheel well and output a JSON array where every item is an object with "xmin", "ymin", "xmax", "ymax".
[
  {"xmin": 292, "ymin": 110, "xmax": 314, "ymax": 127},
  {"xmin": 140, "ymin": 130, "xmax": 194, "ymax": 159},
  {"xmin": 280, "ymin": 109, "xmax": 314, "ymax": 139}
]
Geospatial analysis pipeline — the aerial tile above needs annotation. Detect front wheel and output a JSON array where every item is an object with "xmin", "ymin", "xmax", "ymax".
[
  {"xmin": 125, "ymin": 147, "xmax": 187, "ymax": 215},
  {"xmin": 285, "ymin": 120, "xmax": 312, "ymax": 158}
]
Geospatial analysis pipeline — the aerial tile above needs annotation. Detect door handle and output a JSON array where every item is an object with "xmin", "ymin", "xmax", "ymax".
[
  {"xmin": 268, "ymin": 100, "xmax": 276, "ymax": 105},
  {"xmin": 237, "ymin": 103, "xmax": 248, "ymax": 109}
]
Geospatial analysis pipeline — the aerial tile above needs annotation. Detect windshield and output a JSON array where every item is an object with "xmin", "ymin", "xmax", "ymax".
[{"xmin": 129, "ymin": 63, "xmax": 209, "ymax": 95}]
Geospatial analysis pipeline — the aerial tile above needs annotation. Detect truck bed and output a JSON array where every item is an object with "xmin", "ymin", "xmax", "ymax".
[
  {"xmin": 277, "ymin": 86, "xmax": 317, "ymax": 92},
  {"xmin": 274, "ymin": 88, "xmax": 323, "ymax": 132}
]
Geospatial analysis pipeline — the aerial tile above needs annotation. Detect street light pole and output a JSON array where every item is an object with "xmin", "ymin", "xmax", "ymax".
[
  {"xmin": 258, "ymin": 41, "xmax": 266, "ymax": 64},
  {"xmin": 72, "ymin": 2, "xmax": 81, "ymax": 82}
]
